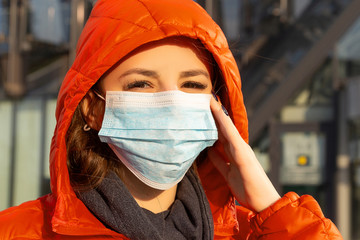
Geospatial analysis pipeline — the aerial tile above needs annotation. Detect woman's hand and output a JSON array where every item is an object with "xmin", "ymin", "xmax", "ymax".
[{"xmin": 208, "ymin": 97, "xmax": 280, "ymax": 212}]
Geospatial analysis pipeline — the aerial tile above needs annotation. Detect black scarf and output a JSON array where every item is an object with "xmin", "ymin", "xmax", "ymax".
[{"xmin": 77, "ymin": 169, "xmax": 214, "ymax": 240}]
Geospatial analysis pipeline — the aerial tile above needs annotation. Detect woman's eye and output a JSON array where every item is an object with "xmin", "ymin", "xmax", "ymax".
[
  {"xmin": 181, "ymin": 81, "xmax": 207, "ymax": 89},
  {"xmin": 125, "ymin": 80, "xmax": 152, "ymax": 90}
]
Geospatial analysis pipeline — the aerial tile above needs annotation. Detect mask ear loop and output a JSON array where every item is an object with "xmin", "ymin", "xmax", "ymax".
[{"xmin": 93, "ymin": 89, "xmax": 106, "ymax": 101}]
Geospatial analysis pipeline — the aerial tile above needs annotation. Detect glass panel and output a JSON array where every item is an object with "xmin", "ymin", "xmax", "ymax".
[
  {"xmin": 337, "ymin": 16, "xmax": 360, "ymax": 61},
  {"xmin": 285, "ymin": 59, "xmax": 334, "ymax": 107},
  {"xmin": 218, "ymin": 0, "xmax": 268, "ymax": 41},
  {"xmin": 220, "ymin": 0, "xmax": 241, "ymax": 40},
  {"xmin": 43, "ymin": 99, "xmax": 57, "ymax": 179},
  {"xmin": 24, "ymin": 0, "xmax": 71, "ymax": 89},
  {"xmin": 292, "ymin": 0, "xmax": 312, "ymax": 19},
  {"xmin": 0, "ymin": 101, "xmax": 13, "ymax": 210},
  {"xmin": 13, "ymin": 98, "xmax": 42, "ymax": 206},
  {"xmin": 0, "ymin": 0, "xmax": 9, "ymax": 54},
  {"xmin": 28, "ymin": 0, "xmax": 71, "ymax": 45}
]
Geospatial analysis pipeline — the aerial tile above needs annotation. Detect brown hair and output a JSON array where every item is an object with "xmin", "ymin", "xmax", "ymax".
[
  {"xmin": 66, "ymin": 85, "xmax": 124, "ymax": 192},
  {"xmin": 66, "ymin": 37, "xmax": 226, "ymax": 192}
]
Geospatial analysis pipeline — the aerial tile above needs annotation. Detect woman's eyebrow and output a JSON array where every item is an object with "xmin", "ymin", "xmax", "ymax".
[
  {"xmin": 180, "ymin": 69, "xmax": 209, "ymax": 79},
  {"xmin": 119, "ymin": 68, "xmax": 160, "ymax": 79}
]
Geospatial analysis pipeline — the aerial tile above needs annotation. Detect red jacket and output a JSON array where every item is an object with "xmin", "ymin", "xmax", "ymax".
[{"xmin": 0, "ymin": 0, "xmax": 342, "ymax": 239}]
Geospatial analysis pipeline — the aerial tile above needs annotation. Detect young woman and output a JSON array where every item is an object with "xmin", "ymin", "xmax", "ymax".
[{"xmin": 0, "ymin": 0, "xmax": 342, "ymax": 239}]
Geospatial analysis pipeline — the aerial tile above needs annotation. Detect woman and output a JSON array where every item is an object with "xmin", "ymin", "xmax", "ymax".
[{"xmin": 0, "ymin": 0, "xmax": 342, "ymax": 239}]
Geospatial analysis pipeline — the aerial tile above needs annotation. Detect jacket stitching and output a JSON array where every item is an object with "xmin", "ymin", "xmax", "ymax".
[
  {"xmin": 257, "ymin": 194, "xmax": 292, "ymax": 225},
  {"xmin": 256, "ymin": 219, "xmax": 331, "ymax": 240},
  {"xmin": 90, "ymin": 15, "xmax": 151, "ymax": 31},
  {"xmin": 136, "ymin": 0, "xmax": 166, "ymax": 36},
  {"xmin": 291, "ymin": 219, "xmax": 329, "ymax": 240},
  {"xmin": 254, "ymin": 197, "xmax": 333, "ymax": 239}
]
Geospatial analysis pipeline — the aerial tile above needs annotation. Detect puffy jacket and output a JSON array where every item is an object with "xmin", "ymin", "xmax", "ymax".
[{"xmin": 0, "ymin": 0, "xmax": 342, "ymax": 239}]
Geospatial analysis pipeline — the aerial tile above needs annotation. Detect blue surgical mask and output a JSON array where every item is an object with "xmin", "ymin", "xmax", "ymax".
[{"xmin": 98, "ymin": 90, "xmax": 218, "ymax": 190}]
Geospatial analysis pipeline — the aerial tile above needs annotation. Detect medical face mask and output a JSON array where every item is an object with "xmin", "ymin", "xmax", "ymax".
[{"xmin": 98, "ymin": 90, "xmax": 218, "ymax": 190}]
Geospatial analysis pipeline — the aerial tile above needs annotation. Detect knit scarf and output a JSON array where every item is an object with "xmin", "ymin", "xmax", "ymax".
[{"xmin": 77, "ymin": 169, "xmax": 214, "ymax": 240}]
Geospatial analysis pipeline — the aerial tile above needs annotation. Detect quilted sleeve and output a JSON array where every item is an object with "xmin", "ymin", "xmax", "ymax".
[{"xmin": 246, "ymin": 192, "xmax": 343, "ymax": 240}]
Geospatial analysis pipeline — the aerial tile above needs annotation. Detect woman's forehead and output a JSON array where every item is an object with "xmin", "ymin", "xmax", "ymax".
[{"xmin": 101, "ymin": 37, "xmax": 215, "ymax": 81}]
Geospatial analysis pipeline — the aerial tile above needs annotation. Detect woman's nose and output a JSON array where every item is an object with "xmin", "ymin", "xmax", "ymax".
[{"xmin": 158, "ymin": 80, "xmax": 179, "ymax": 92}]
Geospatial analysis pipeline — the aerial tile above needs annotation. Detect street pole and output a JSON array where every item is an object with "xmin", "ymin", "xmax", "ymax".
[
  {"xmin": 6, "ymin": 0, "xmax": 25, "ymax": 97},
  {"xmin": 336, "ymin": 89, "xmax": 351, "ymax": 240},
  {"xmin": 69, "ymin": 0, "xmax": 86, "ymax": 65}
]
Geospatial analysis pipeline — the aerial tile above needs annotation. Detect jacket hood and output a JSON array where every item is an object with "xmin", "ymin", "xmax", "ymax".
[{"xmin": 50, "ymin": 0, "xmax": 248, "ymax": 237}]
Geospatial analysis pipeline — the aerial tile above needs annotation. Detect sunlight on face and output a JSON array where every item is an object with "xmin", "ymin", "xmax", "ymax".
[{"xmin": 100, "ymin": 40, "xmax": 213, "ymax": 94}]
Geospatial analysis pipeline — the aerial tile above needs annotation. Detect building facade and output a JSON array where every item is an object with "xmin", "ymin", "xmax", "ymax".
[{"xmin": 0, "ymin": 0, "xmax": 359, "ymax": 239}]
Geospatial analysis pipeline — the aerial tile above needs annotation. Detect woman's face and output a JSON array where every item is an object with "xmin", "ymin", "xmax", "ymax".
[
  {"xmin": 83, "ymin": 40, "xmax": 214, "ymax": 131},
  {"xmin": 100, "ymin": 42, "xmax": 213, "ymax": 94}
]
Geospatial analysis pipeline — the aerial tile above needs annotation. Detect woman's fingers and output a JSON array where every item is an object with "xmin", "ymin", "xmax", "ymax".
[
  {"xmin": 210, "ymin": 97, "xmax": 250, "ymax": 164},
  {"xmin": 209, "ymin": 96, "xmax": 281, "ymax": 212},
  {"xmin": 210, "ymin": 97, "xmax": 240, "ymax": 144}
]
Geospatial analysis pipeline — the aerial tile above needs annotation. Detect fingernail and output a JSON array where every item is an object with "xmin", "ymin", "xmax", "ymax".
[
  {"xmin": 212, "ymin": 91, "xmax": 219, "ymax": 102},
  {"xmin": 221, "ymin": 105, "xmax": 229, "ymax": 116}
]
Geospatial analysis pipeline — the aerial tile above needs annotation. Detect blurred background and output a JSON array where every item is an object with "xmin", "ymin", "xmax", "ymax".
[{"xmin": 0, "ymin": 0, "xmax": 359, "ymax": 239}]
